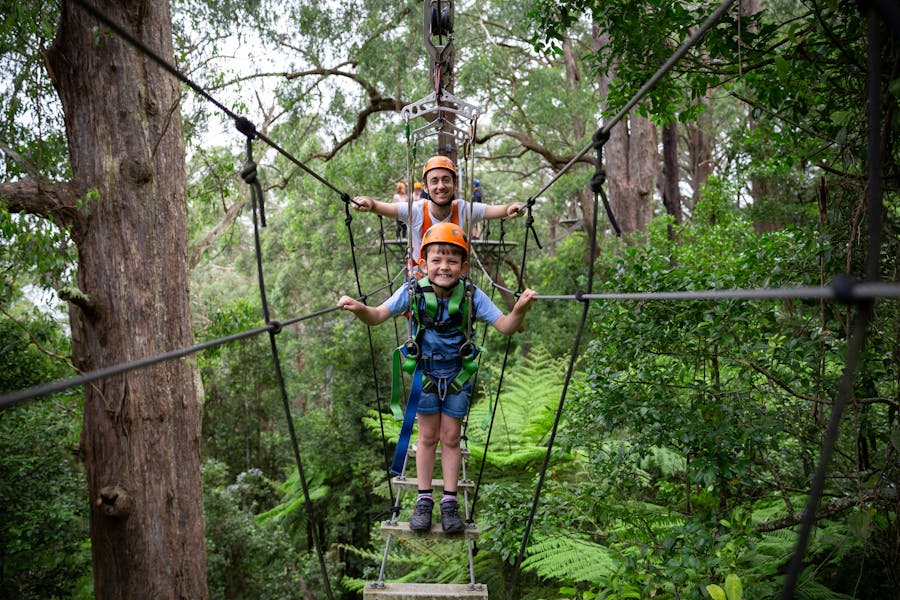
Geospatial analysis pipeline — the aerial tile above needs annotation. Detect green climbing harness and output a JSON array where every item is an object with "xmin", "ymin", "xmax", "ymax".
[{"xmin": 389, "ymin": 276, "xmax": 482, "ymax": 420}]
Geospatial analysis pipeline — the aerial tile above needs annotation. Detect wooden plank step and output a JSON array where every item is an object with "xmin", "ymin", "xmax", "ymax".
[
  {"xmin": 363, "ymin": 582, "xmax": 488, "ymax": 599},
  {"xmin": 392, "ymin": 477, "xmax": 474, "ymax": 492},
  {"xmin": 380, "ymin": 521, "xmax": 480, "ymax": 540}
]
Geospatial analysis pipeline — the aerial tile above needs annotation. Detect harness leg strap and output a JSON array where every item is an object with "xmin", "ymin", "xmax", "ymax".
[{"xmin": 391, "ymin": 368, "xmax": 424, "ymax": 476}]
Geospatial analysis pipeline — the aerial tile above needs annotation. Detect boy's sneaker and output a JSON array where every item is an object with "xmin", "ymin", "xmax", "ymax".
[
  {"xmin": 409, "ymin": 497, "xmax": 434, "ymax": 531},
  {"xmin": 440, "ymin": 500, "xmax": 465, "ymax": 533}
]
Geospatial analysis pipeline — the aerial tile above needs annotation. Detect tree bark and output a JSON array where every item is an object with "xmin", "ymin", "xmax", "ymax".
[
  {"xmin": 41, "ymin": 1, "xmax": 208, "ymax": 598},
  {"xmin": 661, "ymin": 121, "xmax": 682, "ymax": 231},
  {"xmin": 684, "ymin": 98, "xmax": 712, "ymax": 212},
  {"xmin": 594, "ymin": 25, "xmax": 657, "ymax": 235}
]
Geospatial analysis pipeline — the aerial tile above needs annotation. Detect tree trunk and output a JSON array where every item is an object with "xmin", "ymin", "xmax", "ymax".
[
  {"xmin": 661, "ymin": 120, "xmax": 682, "ymax": 233},
  {"xmin": 562, "ymin": 38, "xmax": 596, "ymax": 246},
  {"xmin": 685, "ymin": 98, "xmax": 712, "ymax": 212},
  {"xmin": 45, "ymin": 2, "xmax": 208, "ymax": 598},
  {"xmin": 594, "ymin": 25, "xmax": 657, "ymax": 235}
]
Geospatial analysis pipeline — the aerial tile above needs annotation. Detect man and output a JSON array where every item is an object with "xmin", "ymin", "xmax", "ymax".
[{"xmin": 352, "ymin": 156, "xmax": 522, "ymax": 261}]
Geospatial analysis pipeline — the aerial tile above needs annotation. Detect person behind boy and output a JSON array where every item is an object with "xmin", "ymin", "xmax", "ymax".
[
  {"xmin": 352, "ymin": 156, "xmax": 523, "ymax": 261},
  {"xmin": 392, "ymin": 181, "xmax": 408, "ymax": 238},
  {"xmin": 337, "ymin": 222, "xmax": 537, "ymax": 532}
]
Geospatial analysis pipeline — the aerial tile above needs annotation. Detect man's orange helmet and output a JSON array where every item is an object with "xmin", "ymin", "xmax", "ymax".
[
  {"xmin": 422, "ymin": 155, "xmax": 457, "ymax": 180},
  {"xmin": 421, "ymin": 222, "xmax": 468, "ymax": 257}
]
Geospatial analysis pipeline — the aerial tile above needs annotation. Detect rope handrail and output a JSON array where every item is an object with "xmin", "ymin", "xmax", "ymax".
[
  {"xmin": 0, "ymin": 299, "xmax": 355, "ymax": 410},
  {"xmin": 533, "ymin": 280, "xmax": 900, "ymax": 302}
]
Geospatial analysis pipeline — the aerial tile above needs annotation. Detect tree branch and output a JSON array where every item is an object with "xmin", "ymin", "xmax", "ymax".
[
  {"xmin": 476, "ymin": 129, "xmax": 593, "ymax": 171},
  {"xmin": 310, "ymin": 97, "xmax": 401, "ymax": 161},
  {"xmin": 0, "ymin": 178, "xmax": 83, "ymax": 231},
  {"xmin": 189, "ymin": 198, "xmax": 245, "ymax": 269},
  {"xmin": 755, "ymin": 489, "xmax": 876, "ymax": 532}
]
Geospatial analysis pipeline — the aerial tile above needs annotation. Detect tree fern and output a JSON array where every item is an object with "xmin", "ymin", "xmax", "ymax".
[
  {"xmin": 792, "ymin": 580, "xmax": 856, "ymax": 600},
  {"xmin": 467, "ymin": 347, "xmax": 570, "ymax": 472},
  {"xmin": 521, "ymin": 534, "xmax": 617, "ymax": 583}
]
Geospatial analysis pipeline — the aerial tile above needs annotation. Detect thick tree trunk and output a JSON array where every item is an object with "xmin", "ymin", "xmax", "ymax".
[
  {"xmin": 45, "ymin": 2, "xmax": 208, "ymax": 598},
  {"xmin": 562, "ymin": 38, "xmax": 596, "ymax": 247},
  {"xmin": 594, "ymin": 26, "xmax": 658, "ymax": 235}
]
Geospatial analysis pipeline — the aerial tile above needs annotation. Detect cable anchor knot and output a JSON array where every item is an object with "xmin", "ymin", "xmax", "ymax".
[
  {"xmin": 831, "ymin": 273, "xmax": 866, "ymax": 305},
  {"xmin": 234, "ymin": 116, "xmax": 258, "ymax": 140}
]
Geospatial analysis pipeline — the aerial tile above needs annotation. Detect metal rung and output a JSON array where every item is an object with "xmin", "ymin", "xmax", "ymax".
[{"xmin": 409, "ymin": 443, "xmax": 470, "ymax": 458}]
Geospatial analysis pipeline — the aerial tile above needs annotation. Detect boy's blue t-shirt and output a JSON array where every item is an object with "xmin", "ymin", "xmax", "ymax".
[{"xmin": 383, "ymin": 281, "xmax": 502, "ymax": 377}]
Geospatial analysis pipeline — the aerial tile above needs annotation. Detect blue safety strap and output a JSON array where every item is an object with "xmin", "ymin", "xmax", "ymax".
[{"xmin": 391, "ymin": 367, "xmax": 423, "ymax": 476}]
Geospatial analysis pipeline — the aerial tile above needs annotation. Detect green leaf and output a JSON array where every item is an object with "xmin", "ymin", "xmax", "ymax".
[
  {"xmin": 706, "ymin": 584, "xmax": 726, "ymax": 600},
  {"xmin": 724, "ymin": 573, "xmax": 742, "ymax": 600}
]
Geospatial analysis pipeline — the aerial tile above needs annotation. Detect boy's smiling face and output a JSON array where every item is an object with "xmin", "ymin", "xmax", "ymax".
[{"xmin": 422, "ymin": 245, "xmax": 468, "ymax": 295}]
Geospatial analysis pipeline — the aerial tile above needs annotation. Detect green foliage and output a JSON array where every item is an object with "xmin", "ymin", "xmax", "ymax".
[
  {"xmin": 0, "ymin": 312, "xmax": 90, "ymax": 599},
  {"xmin": 0, "ymin": 0, "xmax": 68, "ymax": 181},
  {"xmin": 523, "ymin": 233, "xmax": 602, "ymax": 356},
  {"xmin": 202, "ymin": 460, "xmax": 305, "ymax": 600},
  {"xmin": 522, "ymin": 535, "xmax": 616, "ymax": 584},
  {"xmin": 707, "ymin": 573, "xmax": 742, "ymax": 600},
  {"xmin": 0, "ymin": 205, "xmax": 76, "ymax": 301},
  {"xmin": 467, "ymin": 347, "xmax": 570, "ymax": 471},
  {"xmin": 198, "ymin": 298, "xmax": 292, "ymax": 479},
  {"xmin": 564, "ymin": 209, "xmax": 898, "ymax": 597}
]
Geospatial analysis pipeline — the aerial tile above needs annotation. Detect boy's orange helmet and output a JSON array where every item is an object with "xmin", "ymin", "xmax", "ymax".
[
  {"xmin": 421, "ymin": 222, "xmax": 468, "ymax": 256},
  {"xmin": 422, "ymin": 155, "xmax": 457, "ymax": 180}
]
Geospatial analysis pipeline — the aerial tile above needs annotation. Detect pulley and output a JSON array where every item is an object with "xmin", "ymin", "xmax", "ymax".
[{"xmin": 430, "ymin": 0, "xmax": 453, "ymax": 36}]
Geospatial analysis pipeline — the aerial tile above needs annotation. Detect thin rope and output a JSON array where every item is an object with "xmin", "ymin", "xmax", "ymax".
[
  {"xmin": 0, "ymin": 322, "xmax": 270, "ymax": 409},
  {"xmin": 343, "ymin": 199, "xmax": 397, "ymax": 511},
  {"xmin": 70, "ymin": 0, "xmax": 349, "ymax": 199},
  {"xmin": 780, "ymin": 6, "xmax": 884, "ymax": 597},
  {"xmin": 242, "ymin": 140, "xmax": 335, "ymax": 600},
  {"xmin": 532, "ymin": 281, "xmax": 900, "ymax": 302}
]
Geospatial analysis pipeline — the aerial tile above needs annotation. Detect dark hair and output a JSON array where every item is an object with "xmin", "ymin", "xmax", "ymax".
[{"xmin": 422, "ymin": 241, "xmax": 467, "ymax": 261}]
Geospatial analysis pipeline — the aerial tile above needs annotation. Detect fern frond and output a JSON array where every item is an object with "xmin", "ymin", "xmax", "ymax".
[
  {"xmin": 521, "ymin": 534, "xmax": 616, "ymax": 583},
  {"xmin": 468, "ymin": 348, "xmax": 570, "ymax": 471},
  {"xmin": 793, "ymin": 579, "xmax": 856, "ymax": 600}
]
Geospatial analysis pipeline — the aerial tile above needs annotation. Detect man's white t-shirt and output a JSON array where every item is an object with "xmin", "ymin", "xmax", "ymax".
[{"xmin": 396, "ymin": 199, "xmax": 487, "ymax": 260}]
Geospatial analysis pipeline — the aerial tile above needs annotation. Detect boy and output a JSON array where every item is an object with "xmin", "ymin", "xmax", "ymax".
[
  {"xmin": 338, "ymin": 222, "xmax": 537, "ymax": 532},
  {"xmin": 352, "ymin": 156, "xmax": 524, "ymax": 262}
]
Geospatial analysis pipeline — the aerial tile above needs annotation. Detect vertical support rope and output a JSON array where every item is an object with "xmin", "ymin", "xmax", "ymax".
[
  {"xmin": 342, "ymin": 198, "xmax": 398, "ymax": 511},
  {"xmin": 239, "ymin": 132, "xmax": 335, "ymax": 600},
  {"xmin": 505, "ymin": 136, "xmax": 605, "ymax": 600},
  {"xmin": 779, "ymin": 6, "xmax": 883, "ymax": 597}
]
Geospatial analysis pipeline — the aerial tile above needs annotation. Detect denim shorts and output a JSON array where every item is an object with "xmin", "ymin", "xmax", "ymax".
[{"xmin": 417, "ymin": 381, "xmax": 472, "ymax": 419}]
